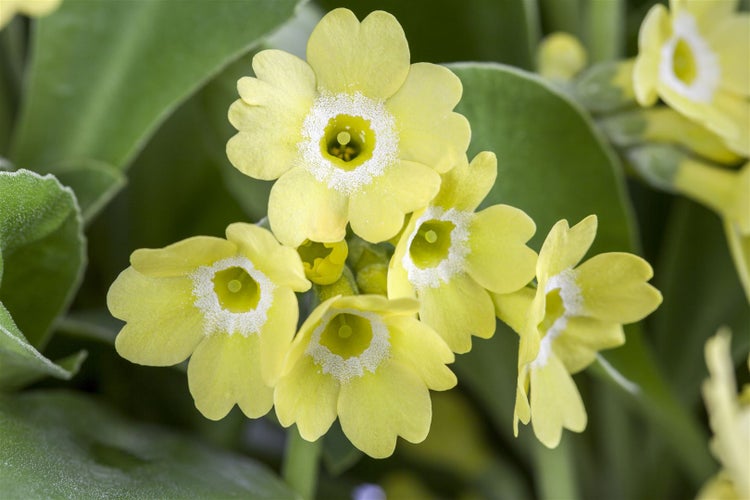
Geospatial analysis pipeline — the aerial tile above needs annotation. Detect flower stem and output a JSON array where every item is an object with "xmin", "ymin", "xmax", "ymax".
[{"xmin": 282, "ymin": 427, "xmax": 321, "ymax": 500}]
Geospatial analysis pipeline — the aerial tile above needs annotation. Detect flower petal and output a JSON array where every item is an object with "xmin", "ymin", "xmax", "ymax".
[
  {"xmin": 575, "ymin": 252, "xmax": 662, "ymax": 323},
  {"xmin": 306, "ymin": 9, "xmax": 410, "ymax": 98},
  {"xmin": 338, "ymin": 359, "xmax": 432, "ymax": 458},
  {"xmin": 712, "ymin": 15, "xmax": 750, "ymax": 96},
  {"xmin": 129, "ymin": 236, "xmax": 236, "ymax": 277},
  {"xmin": 387, "ymin": 315, "xmax": 456, "ymax": 390},
  {"xmin": 225, "ymin": 223, "xmax": 310, "ymax": 291},
  {"xmin": 530, "ymin": 355, "xmax": 587, "ymax": 448},
  {"xmin": 634, "ymin": 4, "xmax": 672, "ymax": 106},
  {"xmin": 110, "ymin": 269, "xmax": 203, "ymax": 366},
  {"xmin": 466, "ymin": 205, "xmax": 537, "ymax": 294},
  {"xmin": 274, "ymin": 355, "xmax": 340, "ymax": 441},
  {"xmin": 386, "ymin": 63, "xmax": 470, "ymax": 173},
  {"xmin": 258, "ymin": 287, "xmax": 298, "ymax": 386},
  {"xmin": 349, "ymin": 160, "xmax": 440, "ymax": 243},
  {"xmin": 554, "ymin": 317, "xmax": 625, "ymax": 373},
  {"xmin": 419, "ymin": 274, "xmax": 496, "ymax": 354},
  {"xmin": 432, "ymin": 152, "xmax": 497, "ymax": 212},
  {"xmin": 492, "ymin": 286, "xmax": 536, "ymax": 336},
  {"xmin": 539, "ymin": 215, "xmax": 598, "ymax": 281},
  {"xmin": 268, "ymin": 167, "xmax": 348, "ymax": 247},
  {"xmin": 188, "ymin": 333, "xmax": 273, "ymax": 420}
]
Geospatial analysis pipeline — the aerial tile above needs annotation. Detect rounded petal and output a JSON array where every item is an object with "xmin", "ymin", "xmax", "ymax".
[
  {"xmin": 187, "ymin": 333, "xmax": 273, "ymax": 420},
  {"xmin": 274, "ymin": 355, "xmax": 339, "ymax": 441},
  {"xmin": 386, "ymin": 63, "xmax": 470, "ymax": 173},
  {"xmin": 268, "ymin": 168, "xmax": 348, "ymax": 247},
  {"xmin": 575, "ymin": 252, "xmax": 662, "ymax": 324},
  {"xmin": 109, "ymin": 269, "xmax": 204, "ymax": 366},
  {"xmin": 259, "ymin": 287, "xmax": 299, "ymax": 385},
  {"xmin": 225, "ymin": 223, "xmax": 310, "ymax": 291},
  {"xmin": 227, "ymin": 51, "xmax": 316, "ymax": 181},
  {"xmin": 432, "ymin": 152, "xmax": 497, "ymax": 212},
  {"xmin": 712, "ymin": 15, "xmax": 750, "ymax": 96},
  {"xmin": 539, "ymin": 215, "xmax": 598, "ymax": 281},
  {"xmin": 387, "ymin": 315, "xmax": 456, "ymax": 390},
  {"xmin": 306, "ymin": 9, "xmax": 410, "ymax": 98},
  {"xmin": 634, "ymin": 4, "xmax": 671, "ymax": 106},
  {"xmin": 419, "ymin": 274, "xmax": 496, "ymax": 354},
  {"xmin": 387, "ymin": 213, "xmax": 420, "ymax": 301},
  {"xmin": 338, "ymin": 360, "xmax": 432, "ymax": 458},
  {"xmin": 492, "ymin": 286, "xmax": 536, "ymax": 336},
  {"xmin": 554, "ymin": 317, "xmax": 625, "ymax": 373},
  {"xmin": 467, "ymin": 205, "xmax": 537, "ymax": 294},
  {"xmin": 675, "ymin": 0, "xmax": 737, "ymax": 34},
  {"xmin": 130, "ymin": 236, "xmax": 236, "ymax": 278},
  {"xmin": 530, "ymin": 355, "xmax": 587, "ymax": 449},
  {"xmin": 349, "ymin": 161, "xmax": 440, "ymax": 243}
]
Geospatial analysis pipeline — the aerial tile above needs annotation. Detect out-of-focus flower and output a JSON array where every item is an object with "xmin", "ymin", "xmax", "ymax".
[
  {"xmin": 633, "ymin": 0, "xmax": 749, "ymax": 156},
  {"xmin": 537, "ymin": 32, "xmax": 588, "ymax": 82},
  {"xmin": 0, "ymin": 0, "xmax": 62, "ymax": 29},
  {"xmin": 297, "ymin": 239, "xmax": 348, "ymax": 285}
]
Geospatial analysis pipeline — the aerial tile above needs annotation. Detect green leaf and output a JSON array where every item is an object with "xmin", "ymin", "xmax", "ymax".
[
  {"xmin": 450, "ymin": 62, "xmax": 637, "ymax": 254},
  {"xmin": 0, "ymin": 303, "xmax": 86, "ymax": 391},
  {"xmin": 10, "ymin": 0, "xmax": 301, "ymax": 216},
  {"xmin": 0, "ymin": 169, "xmax": 85, "ymax": 348},
  {"xmin": 0, "ymin": 390, "xmax": 298, "ymax": 498},
  {"xmin": 54, "ymin": 159, "xmax": 127, "ymax": 224}
]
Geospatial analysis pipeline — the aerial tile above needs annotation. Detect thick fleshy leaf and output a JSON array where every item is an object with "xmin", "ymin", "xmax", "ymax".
[
  {"xmin": 10, "ymin": 0, "xmax": 301, "ymax": 213},
  {"xmin": 0, "ymin": 390, "xmax": 295, "ymax": 498},
  {"xmin": 0, "ymin": 303, "xmax": 85, "ymax": 391},
  {"xmin": 0, "ymin": 169, "xmax": 85, "ymax": 349},
  {"xmin": 450, "ymin": 63, "xmax": 636, "ymax": 254}
]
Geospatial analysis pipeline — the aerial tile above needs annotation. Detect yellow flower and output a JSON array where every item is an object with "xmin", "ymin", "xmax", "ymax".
[
  {"xmin": 633, "ymin": 0, "xmax": 750, "ymax": 156},
  {"xmin": 226, "ymin": 8, "xmax": 470, "ymax": 246},
  {"xmin": 388, "ymin": 152, "xmax": 537, "ymax": 353},
  {"xmin": 493, "ymin": 215, "xmax": 662, "ymax": 448},
  {"xmin": 697, "ymin": 329, "xmax": 750, "ymax": 499},
  {"xmin": 297, "ymin": 239, "xmax": 348, "ymax": 285},
  {"xmin": 108, "ymin": 223, "xmax": 310, "ymax": 420},
  {"xmin": 274, "ymin": 294, "xmax": 456, "ymax": 458},
  {"xmin": 0, "ymin": 0, "xmax": 62, "ymax": 29},
  {"xmin": 537, "ymin": 32, "xmax": 588, "ymax": 82}
]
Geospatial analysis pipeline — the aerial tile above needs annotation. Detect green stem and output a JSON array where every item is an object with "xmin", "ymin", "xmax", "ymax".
[
  {"xmin": 533, "ymin": 435, "xmax": 580, "ymax": 500},
  {"xmin": 540, "ymin": 0, "xmax": 581, "ymax": 37},
  {"xmin": 282, "ymin": 427, "xmax": 322, "ymax": 500},
  {"xmin": 585, "ymin": 0, "xmax": 624, "ymax": 62}
]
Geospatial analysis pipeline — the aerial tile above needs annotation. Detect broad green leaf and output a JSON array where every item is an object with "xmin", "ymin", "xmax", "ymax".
[
  {"xmin": 0, "ymin": 303, "xmax": 86, "ymax": 390},
  {"xmin": 0, "ymin": 169, "xmax": 85, "ymax": 348},
  {"xmin": 450, "ymin": 63, "xmax": 637, "ymax": 254},
  {"xmin": 54, "ymin": 160, "xmax": 127, "ymax": 224},
  {"xmin": 0, "ymin": 390, "xmax": 297, "ymax": 498},
  {"xmin": 10, "ymin": 0, "xmax": 301, "ymax": 217}
]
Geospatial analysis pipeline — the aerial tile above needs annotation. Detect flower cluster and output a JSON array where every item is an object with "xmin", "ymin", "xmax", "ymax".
[{"xmin": 108, "ymin": 8, "xmax": 662, "ymax": 456}]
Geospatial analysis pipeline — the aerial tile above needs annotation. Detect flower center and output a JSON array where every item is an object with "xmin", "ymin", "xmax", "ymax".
[
  {"xmin": 402, "ymin": 206, "xmax": 472, "ymax": 289},
  {"xmin": 322, "ymin": 115, "xmax": 375, "ymax": 170},
  {"xmin": 212, "ymin": 266, "xmax": 260, "ymax": 313},
  {"xmin": 531, "ymin": 269, "xmax": 582, "ymax": 368},
  {"xmin": 191, "ymin": 256, "xmax": 276, "ymax": 336},
  {"xmin": 299, "ymin": 92, "xmax": 398, "ymax": 195},
  {"xmin": 659, "ymin": 11, "xmax": 719, "ymax": 103},
  {"xmin": 306, "ymin": 308, "xmax": 390, "ymax": 382},
  {"xmin": 409, "ymin": 219, "xmax": 455, "ymax": 269},
  {"xmin": 671, "ymin": 38, "xmax": 697, "ymax": 85}
]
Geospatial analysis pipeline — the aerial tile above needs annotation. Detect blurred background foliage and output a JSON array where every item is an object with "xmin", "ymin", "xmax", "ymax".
[{"xmin": 0, "ymin": 0, "xmax": 748, "ymax": 498}]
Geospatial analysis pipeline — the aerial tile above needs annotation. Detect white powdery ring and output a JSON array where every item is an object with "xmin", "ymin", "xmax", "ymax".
[
  {"xmin": 659, "ymin": 11, "xmax": 720, "ymax": 103},
  {"xmin": 306, "ymin": 308, "xmax": 390, "ymax": 383},
  {"xmin": 298, "ymin": 92, "xmax": 399, "ymax": 196},
  {"xmin": 531, "ymin": 268, "xmax": 582, "ymax": 369},
  {"xmin": 402, "ymin": 206, "xmax": 472, "ymax": 289},
  {"xmin": 191, "ymin": 256, "xmax": 275, "ymax": 337}
]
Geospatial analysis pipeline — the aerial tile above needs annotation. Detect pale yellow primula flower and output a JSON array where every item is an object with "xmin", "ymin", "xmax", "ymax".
[
  {"xmin": 388, "ymin": 152, "xmax": 538, "ymax": 354},
  {"xmin": 108, "ymin": 223, "xmax": 310, "ymax": 421},
  {"xmin": 0, "ymin": 0, "xmax": 62, "ymax": 29},
  {"xmin": 633, "ymin": 0, "xmax": 750, "ymax": 156},
  {"xmin": 493, "ymin": 215, "xmax": 662, "ymax": 448},
  {"xmin": 226, "ymin": 8, "xmax": 470, "ymax": 247},
  {"xmin": 274, "ymin": 294, "xmax": 456, "ymax": 458},
  {"xmin": 537, "ymin": 32, "xmax": 588, "ymax": 83},
  {"xmin": 697, "ymin": 329, "xmax": 750, "ymax": 500}
]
